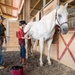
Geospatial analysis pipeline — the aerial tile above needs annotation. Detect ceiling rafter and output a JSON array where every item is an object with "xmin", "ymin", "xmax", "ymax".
[
  {"xmin": 0, "ymin": 5, "xmax": 4, "ymax": 14},
  {"xmin": 11, "ymin": 0, "xmax": 14, "ymax": 16},
  {"xmin": 0, "ymin": 3, "xmax": 18, "ymax": 10},
  {"xmin": 3, "ymin": 13, "xmax": 17, "ymax": 18},
  {"xmin": 30, "ymin": 0, "xmax": 40, "ymax": 13},
  {"xmin": 62, "ymin": 0, "xmax": 74, "ymax": 4},
  {"xmin": 5, "ymin": 0, "xmax": 9, "ymax": 15},
  {"xmin": 70, "ymin": 5, "xmax": 75, "ymax": 8},
  {"xmin": 18, "ymin": 0, "xmax": 24, "ymax": 14},
  {"xmin": 0, "ymin": 2, "xmax": 17, "ymax": 18},
  {"xmin": 31, "ymin": 7, "xmax": 40, "ymax": 11},
  {"xmin": 0, "ymin": 8, "xmax": 3, "ymax": 15}
]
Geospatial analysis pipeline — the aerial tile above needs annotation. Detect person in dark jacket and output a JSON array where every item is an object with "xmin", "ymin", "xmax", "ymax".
[{"xmin": 0, "ymin": 15, "xmax": 7, "ymax": 69}]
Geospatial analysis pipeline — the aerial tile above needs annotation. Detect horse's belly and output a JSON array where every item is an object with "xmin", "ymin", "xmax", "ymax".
[
  {"xmin": 30, "ymin": 26, "xmax": 55, "ymax": 40},
  {"xmin": 32, "ymin": 33, "xmax": 50, "ymax": 40},
  {"xmin": 44, "ymin": 30, "xmax": 55, "ymax": 40},
  {"xmin": 44, "ymin": 35, "xmax": 51, "ymax": 40},
  {"xmin": 32, "ymin": 33, "xmax": 41, "ymax": 40},
  {"xmin": 30, "ymin": 28, "xmax": 45, "ymax": 40}
]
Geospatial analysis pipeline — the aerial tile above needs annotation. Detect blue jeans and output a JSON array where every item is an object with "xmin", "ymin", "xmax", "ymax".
[
  {"xmin": 0, "ymin": 37, "xmax": 3, "ymax": 65},
  {"xmin": 20, "ymin": 45, "xmax": 26, "ymax": 59},
  {"xmin": 0, "ymin": 46, "xmax": 3, "ymax": 65}
]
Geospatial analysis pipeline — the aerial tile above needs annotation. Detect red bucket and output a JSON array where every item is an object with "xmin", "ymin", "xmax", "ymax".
[{"xmin": 11, "ymin": 66, "xmax": 24, "ymax": 75}]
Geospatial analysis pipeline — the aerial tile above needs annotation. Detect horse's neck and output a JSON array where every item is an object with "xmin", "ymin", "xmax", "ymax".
[{"xmin": 44, "ymin": 9, "xmax": 56, "ymax": 32}]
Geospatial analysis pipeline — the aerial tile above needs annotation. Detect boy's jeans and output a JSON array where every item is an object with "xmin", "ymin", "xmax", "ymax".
[
  {"xmin": 20, "ymin": 45, "xmax": 26, "ymax": 58},
  {"xmin": 0, "ymin": 45, "xmax": 3, "ymax": 65}
]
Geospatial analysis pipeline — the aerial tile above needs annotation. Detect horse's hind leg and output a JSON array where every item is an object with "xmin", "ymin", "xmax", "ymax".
[
  {"xmin": 31, "ymin": 39, "xmax": 35, "ymax": 56},
  {"xmin": 47, "ymin": 39, "xmax": 52, "ymax": 65},
  {"xmin": 39, "ymin": 38, "xmax": 44, "ymax": 66},
  {"xmin": 25, "ymin": 39, "xmax": 28, "ymax": 59}
]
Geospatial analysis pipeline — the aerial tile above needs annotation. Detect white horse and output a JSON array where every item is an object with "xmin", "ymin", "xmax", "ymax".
[{"xmin": 24, "ymin": 3, "xmax": 69, "ymax": 66}]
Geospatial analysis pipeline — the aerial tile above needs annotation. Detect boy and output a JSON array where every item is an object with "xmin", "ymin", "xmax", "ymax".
[
  {"xmin": 0, "ymin": 15, "xmax": 7, "ymax": 69},
  {"xmin": 17, "ymin": 20, "xmax": 28, "ymax": 65}
]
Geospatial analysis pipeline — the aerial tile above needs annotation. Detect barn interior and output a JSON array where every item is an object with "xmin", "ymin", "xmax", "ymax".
[
  {"xmin": 0, "ymin": 0, "xmax": 75, "ymax": 72},
  {"xmin": 0, "ymin": 0, "xmax": 75, "ymax": 19}
]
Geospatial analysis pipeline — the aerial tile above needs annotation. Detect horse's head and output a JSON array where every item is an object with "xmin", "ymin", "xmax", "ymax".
[{"xmin": 55, "ymin": 3, "xmax": 68, "ymax": 34}]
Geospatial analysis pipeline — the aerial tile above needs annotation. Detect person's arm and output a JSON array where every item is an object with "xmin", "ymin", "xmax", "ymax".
[
  {"xmin": 3, "ymin": 25, "xmax": 7, "ymax": 44},
  {"xmin": 4, "ymin": 32, "xmax": 7, "ymax": 44},
  {"xmin": 21, "ymin": 36, "xmax": 30, "ymax": 39},
  {"xmin": 27, "ymin": 36, "xmax": 31, "ymax": 39},
  {"xmin": 21, "ymin": 35, "xmax": 31, "ymax": 39}
]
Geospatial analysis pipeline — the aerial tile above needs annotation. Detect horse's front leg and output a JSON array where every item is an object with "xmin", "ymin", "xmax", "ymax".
[
  {"xmin": 39, "ymin": 38, "xmax": 44, "ymax": 66},
  {"xmin": 25, "ymin": 36, "xmax": 28, "ymax": 59},
  {"xmin": 47, "ymin": 39, "xmax": 53, "ymax": 65},
  {"xmin": 30, "ymin": 39, "xmax": 35, "ymax": 56}
]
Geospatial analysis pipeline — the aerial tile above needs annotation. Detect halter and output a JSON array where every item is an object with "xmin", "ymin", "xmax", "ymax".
[{"xmin": 55, "ymin": 10, "xmax": 68, "ymax": 27}]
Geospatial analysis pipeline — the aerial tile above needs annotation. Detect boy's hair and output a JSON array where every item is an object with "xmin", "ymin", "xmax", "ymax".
[
  {"xmin": 0, "ymin": 15, "xmax": 5, "ymax": 20},
  {"xmin": 19, "ymin": 20, "xmax": 27, "ymax": 26}
]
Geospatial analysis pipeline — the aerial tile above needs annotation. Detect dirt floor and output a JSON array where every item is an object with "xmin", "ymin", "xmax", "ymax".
[{"xmin": 0, "ymin": 49, "xmax": 75, "ymax": 75}]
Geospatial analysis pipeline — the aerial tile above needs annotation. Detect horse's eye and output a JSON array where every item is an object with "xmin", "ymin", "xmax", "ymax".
[{"xmin": 58, "ymin": 14, "xmax": 62, "ymax": 18}]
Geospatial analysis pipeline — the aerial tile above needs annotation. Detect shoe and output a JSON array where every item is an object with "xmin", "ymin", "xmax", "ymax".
[
  {"xmin": 19, "ymin": 61, "xmax": 22, "ymax": 64},
  {"xmin": 0, "ymin": 66, "xmax": 5, "ymax": 69},
  {"xmin": 22, "ymin": 61, "xmax": 28, "ymax": 65},
  {"xmin": 22, "ymin": 62, "xmax": 26, "ymax": 65}
]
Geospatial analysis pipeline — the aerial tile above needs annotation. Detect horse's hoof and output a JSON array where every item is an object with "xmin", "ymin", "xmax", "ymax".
[
  {"xmin": 48, "ymin": 62, "xmax": 51, "ymax": 65},
  {"xmin": 40, "ymin": 63, "xmax": 43, "ymax": 66},
  {"xmin": 26, "ymin": 56, "xmax": 28, "ymax": 59}
]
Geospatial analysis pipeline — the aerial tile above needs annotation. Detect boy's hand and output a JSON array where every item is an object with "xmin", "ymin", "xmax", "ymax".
[
  {"xmin": 21, "ymin": 37, "xmax": 25, "ymax": 39},
  {"xmin": 27, "ymin": 37, "xmax": 31, "ymax": 39}
]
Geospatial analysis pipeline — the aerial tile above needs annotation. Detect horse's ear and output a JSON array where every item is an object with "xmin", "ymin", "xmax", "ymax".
[{"xmin": 65, "ymin": 3, "xmax": 68, "ymax": 8}]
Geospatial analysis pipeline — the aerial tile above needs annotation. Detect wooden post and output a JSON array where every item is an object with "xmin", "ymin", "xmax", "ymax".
[
  {"xmin": 41, "ymin": 0, "xmax": 46, "ymax": 17},
  {"xmin": 23, "ymin": 0, "xmax": 30, "ymax": 22},
  {"xmin": 23, "ymin": 0, "xmax": 31, "ymax": 55}
]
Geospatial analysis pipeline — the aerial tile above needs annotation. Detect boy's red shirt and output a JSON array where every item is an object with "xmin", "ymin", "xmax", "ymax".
[{"xmin": 17, "ymin": 28, "xmax": 25, "ymax": 46}]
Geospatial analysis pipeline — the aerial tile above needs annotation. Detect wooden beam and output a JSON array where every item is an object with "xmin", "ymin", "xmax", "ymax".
[
  {"xmin": 11, "ymin": 0, "xmax": 13, "ymax": 16},
  {"xmin": 3, "ymin": 13, "xmax": 17, "ymax": 18},
  {"xmin": 0, "ymin": 4, "xmax": 17, "ymax": 18},
  {"xmin": 0, "ymin": 7, "xmax": 3, "ymax": 15},
  {"xmin": 18, "ymin": 0, "xmax": 24, "ymax": 14},
  {"xmin": 30, "ymin": 14, "xmax": 35, "ymax": 16},
  {"xmin": 62, "ymin": 0, "xmax": 74, "ymax": 5},
  {"xmin": 30, "ymin": 7, "xmax": 40, "ymax": 11},
  {"xmin": 0, "ymin": 3, "xmax": 18, "ymax": 10},
  {"xmin": 5, "ymin": 0, "xmax": 12, "ymax": 17},
  {"xmin": 69, "ymin": 4, "xmax": 75, "ymax": 8},
  {"xmin": 30, "ymin": 0, "xmax": 40, "ymax": 13},
  {"xmin": 68, "ymin": 4, "xmax": 72, "ymax": 7}
]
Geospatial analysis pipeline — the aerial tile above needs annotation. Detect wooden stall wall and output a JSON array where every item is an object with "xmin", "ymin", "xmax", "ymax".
[
  {"xmin": 8, "ymin": 21, "xmax": 19, "ymax": 49},
  {"xmin": 57, "ymin": 8, "xmax": 75, "ymax": 70}
]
